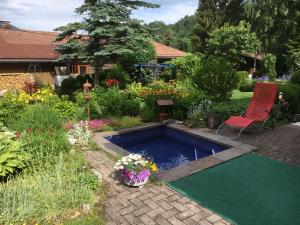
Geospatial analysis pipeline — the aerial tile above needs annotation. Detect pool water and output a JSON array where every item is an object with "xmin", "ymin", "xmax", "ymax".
[{"xmin": 105, "ymin": 126, "xmax": 228, "ymax": 170}]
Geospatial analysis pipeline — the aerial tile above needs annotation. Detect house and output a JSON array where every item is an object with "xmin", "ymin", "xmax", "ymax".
[{"xmin": 0, "ymin": 21, "xmax": 187, "ymax": 89}]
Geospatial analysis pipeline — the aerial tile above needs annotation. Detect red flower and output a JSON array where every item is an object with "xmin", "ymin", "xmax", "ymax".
[{"xmin": 105, "ymin": 79, "xmax": 119, "ymax": 87}]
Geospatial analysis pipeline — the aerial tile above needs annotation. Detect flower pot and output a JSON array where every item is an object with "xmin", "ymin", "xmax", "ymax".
[{"xmin": 123, "ymin": 176, "xmax": 149, "ymax": 187}]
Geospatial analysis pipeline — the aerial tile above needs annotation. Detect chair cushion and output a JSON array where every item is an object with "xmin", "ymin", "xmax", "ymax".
[{"xmin": 225, "ymin": 116, "xmax": 254, "ymax": 128}]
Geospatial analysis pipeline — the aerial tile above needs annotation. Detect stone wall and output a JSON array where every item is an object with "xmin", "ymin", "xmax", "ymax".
[{"xmin": 0, "ymin": 73, "xmax": 31, "ymax": 90}]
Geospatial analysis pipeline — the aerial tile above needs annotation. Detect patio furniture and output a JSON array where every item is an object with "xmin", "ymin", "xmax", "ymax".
[{"xmin": 216, "ymin": 82, "xmax": 278, "ymax": 139}]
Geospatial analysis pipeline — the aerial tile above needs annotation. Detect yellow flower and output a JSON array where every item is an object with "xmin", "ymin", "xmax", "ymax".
[{"xmin": 150, "ymin": 163, "xmax": 158, "ymax": 172}]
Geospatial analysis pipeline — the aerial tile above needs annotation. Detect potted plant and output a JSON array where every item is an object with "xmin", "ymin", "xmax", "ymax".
[{"xmin": 114, "ymin": 154, "xmax": 158, "ymax": 187}]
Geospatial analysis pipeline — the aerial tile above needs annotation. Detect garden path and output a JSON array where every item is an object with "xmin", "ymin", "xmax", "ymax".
[{"xmin": 85, "ymin": 150, "xmax": 231, "ymax": 225}]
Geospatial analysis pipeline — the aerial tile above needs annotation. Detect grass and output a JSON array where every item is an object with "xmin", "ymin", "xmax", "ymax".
[
  {"xmin": 231, "ymin": 89, "xmax": 253, "ymax": 100},
  {"xmin": 0, "ymin": 152, "xmax": 104, "ymax": 224}
]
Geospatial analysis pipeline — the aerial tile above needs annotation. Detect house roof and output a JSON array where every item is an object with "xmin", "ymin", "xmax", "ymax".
[
  {"xmin": 151, "ymin": 41, "xmax": 187, "ymax": 59},
  {"xmin": 0, "ymin": 28, "xmax": 187, "ymax": 62},
  {"xmin": 0, "ymin": 29, "xmax": 60, "ymax": 62}
]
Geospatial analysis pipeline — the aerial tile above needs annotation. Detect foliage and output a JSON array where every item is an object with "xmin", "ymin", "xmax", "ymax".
[
  {"xmin": 262, "ymin": 53, "xmax": 277, "ymax": 81},
  {"xmin": 236, "ymin": 71, "xmax": 253, "ymax": 92},
  {"xmin": 10, "ymin": 104, "xmax": 63, "ymax": 132},
  {"xmin": 49, "ymin": 96, "xmax": 78, "ymax": 121},
  {"xmin": 278, "ymin": 83, "xmax": 300, "ymax": 114},
  {"xmin": 100, "ymin": 65, "xmax": 131, "ymax": 88},
  {"xmin": 67, "ymin": 121, "xmax": 92, "ymax": 147},
  {"xmin": 207, "ymin": 21, "xmax": 260, "ymax": 64},
  {"xmin": 59, "ymin": 75, "xmax": 87, "ymax": 98},
  {"xmin": 110, "ymin": 116, "xmax": 143, "ymax": 130},
  {"xmin": 0, "ymin": 125, "xmax": 27, "ymax": 178},
  {"xmin": 146, "ymin": 15, "xmax": 196, "ymax": 52},
  {"xmin": 290, "ymin": 70, "xmax": 300, "ymax": 86},
  {"xmin": 186, "ymin": 100, "xmax": 212, "ymax": 127},
  {"xmin": 140, "ymin": 105, "xmax": 157, "ymax": 122},
  {"xmin": 169, "ymin": 53, "xmax": 203, "ymax": 78},
  {"xmin": 0, "ymin": 152, "xmax": 99, "ymax": 224},
  {"xmin": 55, "ymin": 0, "xmax": 158, "ymax": 84},
  {"xmin": 94, "ymin": 87, "xmax": 141, "ymax": 117},
  {"xmin": 193, "ymin": 56, "xmax": 239, "ymax": 102}
]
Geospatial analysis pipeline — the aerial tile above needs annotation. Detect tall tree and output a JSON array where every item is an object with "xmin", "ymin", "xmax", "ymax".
[
  {"xmin": 207, "ymin": 21, "xmax": 260, "ymax": 65},
  {"xmin": 243, "ymin": 0, "xmax": 299, "ymax": 73},
  {"xmin": 192, "ymin": 0, "xmax": 244, "ymax": 53},
  {"xmin": 55, "ymin": 0, "xmax": 158, "ymax": 85}
]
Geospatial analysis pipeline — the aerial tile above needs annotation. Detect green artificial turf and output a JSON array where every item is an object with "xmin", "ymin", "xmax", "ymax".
[{"xmin": 168, "ymin": 154, "xmax": 300, "ymax": 225}]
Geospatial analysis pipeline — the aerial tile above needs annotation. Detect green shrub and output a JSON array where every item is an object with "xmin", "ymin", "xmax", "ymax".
[
  {"xmin": 111, "ymin": 116, "xmax": 143, "ymax": 129},
  {"xmin": 278, "ymin": 83, "xmax": 300, "ymax": 114},
  {"xmin": 193, "ymin": 56, "xmax": 239, "ymax": 102},
  {"xmin": 0, "ymin": 125, "xmax": 27, "ymax": 178},
  {"xmin": 10, "ymin": 104, "xmax": 63, "ymax": 132},
  {"xmin": 94, "ymin": 87, "xmax": 140, "ymax": 117},
  {"xmin": 169, "ymin": 53, "xmax": 203, "ymax": 78},
  {"xmin": 140, "ymin": 105, "xmax": 157, "ymax": 122},
  {"xmin": 263, "ymin": 53, "xmax": 277, "ymax": 81},
  {"xmin": 0, "ymin": 152, "xmax": 99, "ymax": 224},
  {"xmin": 59, "ymin": 75, "xmax": 92, "ymax": 99},
  {"xmin": 290, "ymin": 70, "xmax": 300, "ymax": 85},
  {"xmin": 100, "ymin": 65, "xmax": 131, "ymax": 89},
  {"xmin": 49, "ymin": 96, "xmax": 77, "ymax": 121},
  {"xmin": 236, "ymin": 71, "xmax": 250, "ymax": 87},
  {"xmin": 75, "ymin": 92, "xmax": 105, "ymax": 120},
  {"xmin": 186, "ymin": 100, "xmax": 212, "ymax": 127},
  {"xmin": 211, "ymin": 99, "xmax": 250, "ymax": 121}
]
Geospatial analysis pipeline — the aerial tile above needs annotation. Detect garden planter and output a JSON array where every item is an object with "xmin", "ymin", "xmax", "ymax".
[
  {"xmin": 123, "ymin": 176, "xmax": 149, "ymax": 187},
  {"xmin": 207, "ymin": 112, "xmax": 222, "ymax": 129}
]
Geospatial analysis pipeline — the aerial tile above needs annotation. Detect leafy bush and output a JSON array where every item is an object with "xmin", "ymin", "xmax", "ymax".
[
  {"xmin": 263, "ymin": 53, "xmax": 277, "ymax": 81},
  {"xmin": 211, "ymin": 99, "xmax": 250, "ymax": 121},
  {"xmin": 169, "ymin": 53, "xmax": 203, "ymax": 78},
  {"xmin": 193, "ymin": 56, "xmax": 239, "ymax": 102},
  {"xmin": 94, "ymin": 87, "xmax": 140, "ymax": 117},
  {"xmin": 10, "ymin": 104, "xmax": 63, "ymax": 132},
  {"xmin": 59, "ymin": 75, "xmax": 90, "ymax": 98},
  {"xmin": 186, "ymin": 100, "xmax": 212, "ymax": 127},
  {"xmin": 49, "ymin": 96, "xmax": 77, "ymax": 121},
  {"xmin": 290, "ymin": 70, "xmax": 300, "ymax": 85},
  {"xmin": 75, "ymin": 91, "xmax": 104, "ymax": 120},
  {"xmin": 0, "ymin": 125, "xmax": 27, "ymax": 178},
  {"xmin": 111, "ymin": 116, "xmax": 143, "ymax": 129},
  {"xmin": 278, "ymin": 83, "xmax": 300, "ymax": 114},
  {"xmin": 140, "ymin": 105, "xmax": 157, "ymax": 122},
  {"xmin": 239, "ymin": 79, "xmax": 254, "ymax": 92},
  {"xmin": 100, "ymin": 65, "xmax": 131, "ymax": 89}
]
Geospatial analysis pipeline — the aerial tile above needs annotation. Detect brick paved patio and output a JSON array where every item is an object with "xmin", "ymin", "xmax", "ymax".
[
  {"xmin": 213, "ymin": 123, "xmax": 300, "ymax": 166},
  {"xmin": 85, "ymin": 150, "xmax": 231, "ymax": 225}
]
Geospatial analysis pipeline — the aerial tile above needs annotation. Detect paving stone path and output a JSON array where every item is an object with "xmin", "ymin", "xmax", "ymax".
[
  {"xmin": 85, "ymin": 150, "xmax": 231, "ymax": 225},
  {"xmin": 212, "ymin": 123, "xmax": 300, "ymax": 166}
]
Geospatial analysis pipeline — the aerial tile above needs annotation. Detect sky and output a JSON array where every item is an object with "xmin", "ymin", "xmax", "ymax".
[{"xmin": 0, "ymin": 0, "xmax": 198, "ymax": 31}]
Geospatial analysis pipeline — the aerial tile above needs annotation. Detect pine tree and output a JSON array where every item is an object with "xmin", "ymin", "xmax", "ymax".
[{"xmin": 55, "ymin": 0, "xmax": 158, "ymax": 84}]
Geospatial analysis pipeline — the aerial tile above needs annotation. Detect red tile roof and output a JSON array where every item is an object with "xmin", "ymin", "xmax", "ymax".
[
  {"xmin": 0, "ymin": 29, "xmax": 187, "ymax": 61},
  {"xmin": 0, "ymin": 29, "xmax": 60, "ymax": 61},
  {"xmin": 151, "ymin": 41, "xmax": 187, "ymax": 58}
]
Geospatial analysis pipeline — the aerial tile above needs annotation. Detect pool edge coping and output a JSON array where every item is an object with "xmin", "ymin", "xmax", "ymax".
[{"xmin": 92, "ymin": 122, "xmax": 257, "ymax": 182}]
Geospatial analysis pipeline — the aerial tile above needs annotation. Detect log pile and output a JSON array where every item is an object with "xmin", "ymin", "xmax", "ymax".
[{"xmin": 0, "ymin": 73, "xmax": 31, "ymax": 90}]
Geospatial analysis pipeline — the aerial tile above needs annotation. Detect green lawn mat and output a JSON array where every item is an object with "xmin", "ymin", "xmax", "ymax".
[{"xmin": 168, "ymin": 153, "xmax": 300, "ymax": 225}]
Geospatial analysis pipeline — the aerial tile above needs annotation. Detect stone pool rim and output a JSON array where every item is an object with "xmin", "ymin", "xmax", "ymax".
[{"xmin": 93, "ymin": 122, "xmax": 257, "ymax": 182}]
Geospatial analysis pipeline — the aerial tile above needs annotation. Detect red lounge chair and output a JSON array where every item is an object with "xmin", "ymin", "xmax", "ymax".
[{"xmin": 216, "ymin": 83, "xmax": 278, "ymax": 139}]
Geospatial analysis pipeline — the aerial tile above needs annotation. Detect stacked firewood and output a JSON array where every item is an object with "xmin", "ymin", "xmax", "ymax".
[{"xmin": 0, "ymin": 73, "xmax": 31, "ymax": 90}]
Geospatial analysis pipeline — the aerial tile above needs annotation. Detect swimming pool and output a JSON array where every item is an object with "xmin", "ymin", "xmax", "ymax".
[{"xmin": 105, "ymin": 126, "xmax": 228, "ymax": 170}]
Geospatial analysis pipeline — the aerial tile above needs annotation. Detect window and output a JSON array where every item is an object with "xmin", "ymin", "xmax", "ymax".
[{"xmin": 28, "ymin": 63, "xmax": 41, "ymax": 72}]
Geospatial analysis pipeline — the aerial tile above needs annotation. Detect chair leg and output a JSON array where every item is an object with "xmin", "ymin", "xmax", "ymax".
[{"xmin": 216, "ymin": 123, "xmax": 246, "ymax": 139}]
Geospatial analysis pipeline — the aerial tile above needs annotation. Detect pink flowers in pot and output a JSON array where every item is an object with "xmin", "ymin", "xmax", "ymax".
[{"xmin": 114, "ymin": 154, "xmax": 158, "ymax": 187}]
